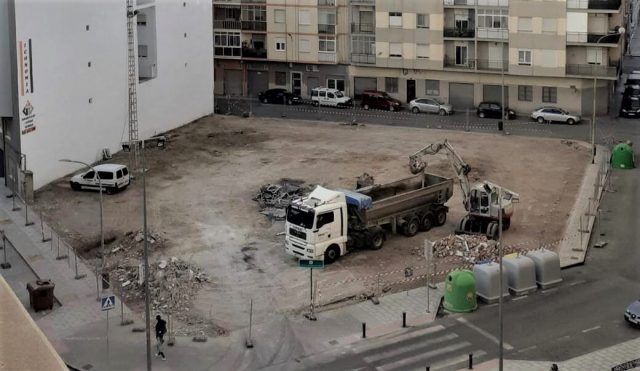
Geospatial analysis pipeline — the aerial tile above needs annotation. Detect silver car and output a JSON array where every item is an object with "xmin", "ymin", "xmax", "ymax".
[
  {"xmin": 625, "ymin": 299, "xmax": 640, "ymax": 327},
  {"xmin": 531, "ymin": 107, "xmax": 581, "ymax": 125},
  {"xmin": 410, "ymin": 98, "xmax": 453, "ymax": 115}
]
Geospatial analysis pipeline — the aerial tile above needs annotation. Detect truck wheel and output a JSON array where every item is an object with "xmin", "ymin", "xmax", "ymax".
[
  {"xmin": 486, "ymin": 222, "xmax": 498, "ymax": 240},
  {"xmin": 502, "ymin": 218, "xmax": 510, "ymax": 230},
  {"xmin": 459, "ymin": 215, "xmax": 471, "ymax": 233},
  {"xmin": 434, "ymin": 209, "xmax": 447, "ymax": 226},
  {"xmin": 368, "ymin": 228, "xmax": 385, "ymax": 250},
  {"xmin": 70, "ymin": 182, "xmax": 81, "ymax": 191},
  {"xmin": 324, "ymin": 245, "xmax": 340, "ymax": 264},
  {"xmin": 419, "ymin": 213, "xmax": 433, "ymax": 231},
  {"xmin": 402, "ymin": 216, "xmax": 419, "ymax": 237}
]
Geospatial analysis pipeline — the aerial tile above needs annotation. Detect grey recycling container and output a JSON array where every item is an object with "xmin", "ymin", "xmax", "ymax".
[
  {"xmin": 473, "ymin": 262, "xmax": 509, "ymax": 304},
  {"xmin": 526, "ymin": 249, "xmax": 562, "ymax": 289},
  {"xmin": 503, "ymin": 255, "xmax": 537, "ymax": 296}
]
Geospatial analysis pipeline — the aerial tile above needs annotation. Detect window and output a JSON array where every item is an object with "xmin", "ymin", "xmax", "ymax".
[
  {"xmin": 352, "ymin": 35, "xmax": 375, "ymax": 55},
  {"xmin": 389, "ymin": 42, "xmax": 402, "ymax": 57},
  {"xmin": 542, "ymin": 87, "xmax": 557, "ymax": 103},
  {"xmin": 477, "ymin": 9, "xmax": 507, "ymax": 29},
  {"xmin": 542, "ymin": 18, "xmax": 556, "ymax": 33},
  {"xmin": 138, "ymin": 45, "xmax": 148, "ymax": 58},
  {"xmin": 117, "ymin": 170, "xmax": 123, "ymax": 178},
  {"xmin": 518, "ymin": 17, "xmax": 532, "ymax": 32},
  {"xmin": 319, "ymin": 10, "xmax": 336, "ymax": 33},
  {"xmin": 83, "ymin": 171, "xmax": 95, "ymax": 180},
  {"xmin": 386, "ymin": 77, "xmax": 398, "ymax": 93},
  {"xmin": 425, "ymin": 80, "xmax": 439, "ymax": 95},
  {"xmin": 417, "ymin": 14, "xmax": 429, "ymax": 28},
  {"xmin": 242, "ymin": 6, "xmax": 266, "ymax": 22},
  {"xmin": 275, "ymin": 71, "xmax": 287, "ymax": 85},
  {"xmin": 123, "ymin": 168, "xmax": 128, "ymax": 176},
  {"xmin": 299, "ymin": 38, "xmax": 311, "ymax": 53},
  {"xmin": 274, "ymin": 9, "xmax": 285, "ymax": 23},
  {"xmin": 298, "ymin": 9, "xmax": 310, "ymax": 25},
  {"xmin": 214, "ymin": 31, "xmax": 241, "ymax": 57},
  {"xmin": 587, "ymin": 48, "xmax": 603, "ymax": 64},
  {"xmin": 98, "ymin": 171, "xmax": 114, "ymax": 180},
  {"xmin": 416, "ymin": 44, "xmax": 429, "ymax": 59},
  {"xmin": 319, "ymin": 36, "xmax": 336, "ymax": 52},
  {"xmin": 328, "ymin": 92, "xmax": 335, "ymax": 99},
  {"xmin": 518, "ymin": 50, "xmax": 532, "ymax": 65},
  {"xmin": 319, "ymin": 90, "xmax": 326, "ymax": 97},
  {"xmin": 518, "ymin": 85, "xmax": 532, "ymax": 101},
  {"xmin": 389, "ymin": 12, "xmax": 402, "ymax": 28},
  {"xmin": 316, "ymin": 212, "xmax": 334, "ymax": 229},
  {"xmin": 327, "ymin": 78, "xmax": 345, "ymax": 91},
  {"xmin": 275, "ymin": 37, "xmax": 286, "ymax": 51},
  {"xmin": 137, "ymin": 13, "xmax": 147, "ymax": 26}
]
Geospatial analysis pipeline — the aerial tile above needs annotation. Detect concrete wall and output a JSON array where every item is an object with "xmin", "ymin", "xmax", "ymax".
[{"xmin": 11, "ymin": 0, "xmax": 213, "ymax": 189}]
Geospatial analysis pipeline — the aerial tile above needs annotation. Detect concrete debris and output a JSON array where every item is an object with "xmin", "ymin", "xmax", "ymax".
[
  {"xmin": 253, "ymin": 179, "xmax": 308, "ymax": 220},
  {"xmin": 430, "ymin": 234, "xmax": 520, "ymax": 263},
  {"xmin": 356, "ymin": 172, "xmax": 374, "ymax": 189}
]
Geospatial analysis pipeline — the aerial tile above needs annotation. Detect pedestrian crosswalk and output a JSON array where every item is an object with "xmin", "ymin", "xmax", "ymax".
[{"xmin": 346, "ymin": 323, "xmax": 491, "ymax": 371}]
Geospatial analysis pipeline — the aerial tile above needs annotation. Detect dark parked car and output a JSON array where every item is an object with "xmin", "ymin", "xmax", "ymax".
[
  {"xmin": 258, "ymin": 88, "xmax": 302, "ymax": 105},
  {"xmin": 476, "ymin": 102, "xmax": 516, "ymax": 119},
  {"xmin": 620, "ymin": 95, "xmax": 640, "ymax": 118},
  {"xmin": 361, "ymin": 90, "xmax": 402, "ymax": 111},
  {"xmin": 623, "ymin": 84, "xmax": 640, "ymax": 98}
]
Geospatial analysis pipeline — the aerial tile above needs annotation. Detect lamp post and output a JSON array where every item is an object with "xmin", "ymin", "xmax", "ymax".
[
  {"xmin": 60, "ymin": 159, "xmax": 104, "ymax": 301},
  {"xmin": 484, "ymin": 183, "xmax": 503, "ymax": 371},
  {"xmin": 591, "ymin": 28, "xmax": 625, "ymax": 164}
]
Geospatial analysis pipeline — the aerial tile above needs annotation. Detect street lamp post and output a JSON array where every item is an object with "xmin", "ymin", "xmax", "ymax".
[
  {"xmin": 60, "ymin": 159, "xmax": 104, "ymax": 301},
  {"xmin": 139, "ymin": 141, "xmax": 152, "ymax": 371},
  {"xmin": 484, "ymin": 183, "xmax": 504, "ymax": 371}
]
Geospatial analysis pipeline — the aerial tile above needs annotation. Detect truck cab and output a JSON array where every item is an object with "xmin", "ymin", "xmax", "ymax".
[{"xmin": 284, "ymin": 186, "xmax": 348, "ymax": 262}]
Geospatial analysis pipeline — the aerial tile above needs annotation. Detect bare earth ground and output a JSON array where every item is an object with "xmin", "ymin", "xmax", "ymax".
[{"xmin": 34, "ymin": 115, "xmax": 589, "ymax": 333}]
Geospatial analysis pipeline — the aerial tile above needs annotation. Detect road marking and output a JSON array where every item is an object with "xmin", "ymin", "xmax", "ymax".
[
  {"xmin": 557, "ymin": 335, "xmax": 571, "ymax": 341},
  {"xmin": 352, "ymin": 325, "xmax": 446, "ymax": 353},
  {"xmin": 374, "ymin": 341, "xmax": 471, "ymax": 371},
  {"xmin": 456, "ymin": 317, "xmax": 514, "ymax": 350},
  {"xmin": 363, "ymin": 333, "xmax": 459, "ymax": 363},
  {"xmin": 517, "ymin": 345, "xmax": 538, "ymax": 353},
  {"xmin": 582, "ymin": 325, "xmax": 601, "ymax": 333},
  {"xmin": 541, "ymin": 288, "xmax": 558, "ymax": 294},
  {"xmin": 512, "ymin": 295, "xmax": 529, "ymax": 301},
  {"xmin": 569, "ymin": 279, "xmax": 587, "ymax": 286},
  {"xmin": 428, "ymin": 350, "xmax": 487, "ymax": 370}
]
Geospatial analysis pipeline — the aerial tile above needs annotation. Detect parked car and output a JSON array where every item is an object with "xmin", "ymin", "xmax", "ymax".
[
  {"xmin": 626, "ymin": 73, "xmax": 640, "ymax": 86},
  {"xmin": 530, "ymin": 107, "xmax": 581, "ymax": 125},
  {"xmin": 360, "ymin": 90, "xmax": 402, "ymax": 111},
  {"xmin": 623, "ymin": 84, "xmax": 640, "ymax": 98},
  {"xmin": 625, "ymin": 299, "xmax": 640, "ymax": 327},
  {"xmin": 70, "ymin": 164, "xmax": 130, "ymax": 194},
  {"xmin": 620, "ymin": 95, "xmax": 640, "ymax": 117},
  {"xmin": 409, "ymin": 98, "xmax": 453, "ymax": 115},
  {"xmin": 258, "ymin": 88, "xmax": 302, "ymax": 105},
  {"xmin": 476, "ymin": 102, "xmax": 516, "ymax": 119},
  {"xmin": 311, "ymin": 88, "xmax": 353, "ymax": 108}
]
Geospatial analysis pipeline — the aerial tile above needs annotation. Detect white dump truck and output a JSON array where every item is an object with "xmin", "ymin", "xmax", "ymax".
[{"xmin": 284, "ymin": 173, "xmax": 454, "ymax": 262}]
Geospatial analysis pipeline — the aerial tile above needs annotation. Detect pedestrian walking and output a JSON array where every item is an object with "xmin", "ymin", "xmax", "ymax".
[{"xmin": 155, "ymin": 315, "xmax": 167, "ymax": 361}]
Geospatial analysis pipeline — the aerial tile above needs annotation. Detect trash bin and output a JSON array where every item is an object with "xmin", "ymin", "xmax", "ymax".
[{"xmin": 26, "ymin": 279, "xmax": 55, "ymax": 311}]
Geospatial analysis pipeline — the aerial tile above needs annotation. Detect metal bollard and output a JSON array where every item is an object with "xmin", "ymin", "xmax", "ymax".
[
  {"xmin": 362, "ymin": 323, "xmax": 366, "ymax": 339},
  {"xmin": 402, "ymin": 312, "xmax": 407, "ymax": 328},
  {"xmin": 11, "ymin": 190, "xmax": 20, "ymax": 211},
  {"xmin": 1, "ymin": 233, "xmax": 11, "ymax": 269},
  {"xmin": 74, "ymin": 247, "xmax": 86, "ymax": 280},
  {"xmin": 25, "ymin": 202, "xmax": 34, "ymax": 226},
  {"xmin": 41, "ymin": 212, "xmax": 51, "ymax": 242},
  {"xmin": 55, "ymin": 234, "xmax": 68, "ymax": 260},
  {"xmin": 468, "ymin": 353, "xmax": 473, "ymax": 369}
]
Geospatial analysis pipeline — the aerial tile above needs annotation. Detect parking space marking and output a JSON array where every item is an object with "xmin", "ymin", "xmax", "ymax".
[{"xmin": 581, "ymin": 325, "xmax": 601, "ymax": 333}]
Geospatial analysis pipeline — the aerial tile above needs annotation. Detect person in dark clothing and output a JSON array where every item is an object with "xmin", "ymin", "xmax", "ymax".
[{"xmin": 155, "ymin": 315, "xmax": 167, "ymax": 361}]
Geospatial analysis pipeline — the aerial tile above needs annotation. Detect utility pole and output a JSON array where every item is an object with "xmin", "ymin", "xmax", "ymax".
[
  {"xmin": 498, "ymin": 186, "xmax": 504, "ymax": 371},
  {"xmin": 127, "ymin": 0, "xmax": 140, "ymax": 173},
  {"xmin": 141, "ymin": 141, "xmax": 152, "ymax": 371}
]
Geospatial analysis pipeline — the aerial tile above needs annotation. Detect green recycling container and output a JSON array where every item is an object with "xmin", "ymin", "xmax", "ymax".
[
  {"xmin": 443, "ymin": 269, "xmax": 478, "ymax": 313},
  {"xmin": 611, "ymin": 143, "xmax": 634, "ymax": 169}
]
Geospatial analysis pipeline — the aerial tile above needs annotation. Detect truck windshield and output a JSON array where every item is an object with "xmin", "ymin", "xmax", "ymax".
[{"xmin": 286, "ymin": 206, "xmax": 315, "ymax": 229}]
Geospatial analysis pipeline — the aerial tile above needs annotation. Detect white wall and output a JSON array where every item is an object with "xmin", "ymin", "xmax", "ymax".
[
  {"xmin": 0, "ymin": 0, "xmax": 12, "ymax": 117},
  {"xmin": 12, "ymin": 0, "xmax": 213, "ymax": 189}
]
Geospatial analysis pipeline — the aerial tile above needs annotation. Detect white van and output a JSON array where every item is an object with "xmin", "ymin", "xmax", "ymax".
[
  {"xmin": 70, "ymin": 164, "xmax": 131, "ymax": 194},
  {"xmin": 311, "ymin": 88, "xmax": 353, "ymax": 108}
]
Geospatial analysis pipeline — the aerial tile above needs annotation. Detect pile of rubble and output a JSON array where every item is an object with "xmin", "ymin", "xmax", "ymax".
[
  {"xmin": 431, "ymin": 234, "xmax": 517, "ymax": 263},
  {"xmin": 108, "ymin": 230, "xmax": 166, "ymax": 258},
  {"xmin": 253, "ymin": 179, "xmax": 307, "ymax": 220}
]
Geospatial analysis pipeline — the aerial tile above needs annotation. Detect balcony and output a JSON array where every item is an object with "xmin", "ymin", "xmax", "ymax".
[
  {"xmin": 242, "ymin": 47, "xmax": 267, "ymax": 59},
  {"xmin": 566, "ymin": 64, "xmax": 617, "ymax": 78},
  {"xmin": 350, "ymin": 0, "xmax": 375, "ymax": 3},
  {"xmin": 241, "ymin": 20, "xmax": 267, "ymax": 31},
  {"xmin": 215, "ymin": 46, "xmax": 242, "ymax": 57},
  {"xmin": 477, "ymin": 0, "xmax": 508, "ymax": 5},
  {"xmin": 241, "ymin": 0, "xmax": 266, "ymax": 3},
  {"xmin": 444, "ymin": 28, "xmax": 475, "ymax": 38},
  {"xmin": 318, "ymin": 52, "xmax": 337, "ymax": 63},
  {"xmin": 213, "ymin": 20, "xmax": 242, "ymax": 29},
  {"xmin": 476, "ymin": 59, "xmax": 505, "ymax": 71},
  {"xmin": 444, "ymin": 57, "xmax": 476, "ymax": 69},
  {"xmin": 567, "ymin": 0, "xmax": 621, "ymax": 10},
  {"xmin": 318, "ymin": 0, "xmax": 336, "ymax": 5},
  {"xmin": 351, "ymin": 53, "xmax": 376, "ymax": 64},
  {"xmin": 566, "ymin": 32, "xmax": 621, "ymax": 45},
  {"xmin": 319, "ymin": 24, "xmax": 336, "ymax": 34},
  {"xmin": 351, "ymin": 23, "xmax": 375, "ymax": 33},
  {"xmin": 477, "ymin": 27, "xmax": 508, "ymax": 40},
  {"xmin": 444, "ymin": 0, "xmax": 475, "ymax": 6}
]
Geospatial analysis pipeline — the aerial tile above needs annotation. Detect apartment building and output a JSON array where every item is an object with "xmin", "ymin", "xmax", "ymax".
[{"xmin": 213, "ymin": 0, "xmax": 350, "ymax": 97}]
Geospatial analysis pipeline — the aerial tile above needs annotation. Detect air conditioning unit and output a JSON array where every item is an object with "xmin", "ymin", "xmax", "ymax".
[{"xmin": 306, "ymin": 65, "xmax": 319, "ymax": 72}]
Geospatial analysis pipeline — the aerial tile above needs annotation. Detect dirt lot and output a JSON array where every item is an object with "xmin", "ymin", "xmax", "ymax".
[{"xmin": 34, "ymin": 115, "xmax": 589, "ymax": 333}]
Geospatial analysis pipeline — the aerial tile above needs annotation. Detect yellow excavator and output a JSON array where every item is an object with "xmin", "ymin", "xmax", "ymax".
[{"xmin": 409, "ymin": 139, "xmax": 519, "ymax": 239}]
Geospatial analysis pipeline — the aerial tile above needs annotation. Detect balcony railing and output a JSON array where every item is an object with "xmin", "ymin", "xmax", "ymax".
[
  {"xmin": 213, "ymin": 20, "xmax": 241, "ymax": 29},
  {"xmin": 351, "ymin": 23, "xmax": 375, "ymax": 33},
  {"xmin": 318, "ymin": 0, "xmax": 336, "ymax": 5},
  {"xmin": 241, "ymin": 0, "xmax": 266, "ymax": 3},
  {"xmin": 567, "ymin": 32, "xmax": 621, "ymax": 44},
  {"xmin": 477, "ymin": 0, "xmax": 508, "ymax": 6},
  {"xmin": 351, "ymin": 53, "xmax": 376, "ymax": 64},
  {"xmin": 476, "ymin": 59, "xmax": 505, "ymax": 71},
  {"xmin": 318, "ymin": 24, "xmax": 336, "ymax": 33},
  {"xmin": 444, "ymin": 57, "xmax": 476, "ymax": 69},
  {"xmin": 241, "ymin": 20, "xmax": 267, "ymax": 31},
  {"xmin": 215, "ymin": 46, "xmax": 242, "ymax": 57},
  {"xmin": 444, "ymin": 27, "xmax": 475, "ymax": 38},
  {"xmin": 476, "ymin": 27, "xmax": 508, "ymax": 39},
  {"xmin": 566, "ymin": 64, "xmax": 617, "ymax": 77},
  {"xmin": 444, "ymin": 0, "xmax": 476, "ymax": 5},
  {"xmin": 318, "ymin": 52, "xmax": 337, "ymax": 63},
  {"xmin": 567, "ymin": 0, "xmax": 621, "ymax": 9},
  {"xmin": 350, "ymin": 0, "xmax": 375, "ymax": 3},
  {"xmin": 242, "ymin": 47, "xmax": 267, "ymax": 59}
]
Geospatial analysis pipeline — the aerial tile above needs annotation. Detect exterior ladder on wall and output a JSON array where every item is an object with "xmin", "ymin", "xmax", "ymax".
[{"xmin": 126, "ymin": 0, "xmax": 139, "ymax": 173}]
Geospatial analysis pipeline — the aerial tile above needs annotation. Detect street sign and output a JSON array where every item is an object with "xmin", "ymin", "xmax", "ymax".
[
  {"xmin": 299, "ymin": 259, "xmax": 324, "ymax": 269},
  {"xmin": 101, "ymin": 295, "xmax": 116, "ymax": 311}
]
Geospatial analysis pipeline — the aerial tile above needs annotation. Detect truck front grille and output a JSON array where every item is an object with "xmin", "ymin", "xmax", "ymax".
[{"xmin": 289, "ymin": 228, "xmax": 306, "ymax": 240}]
